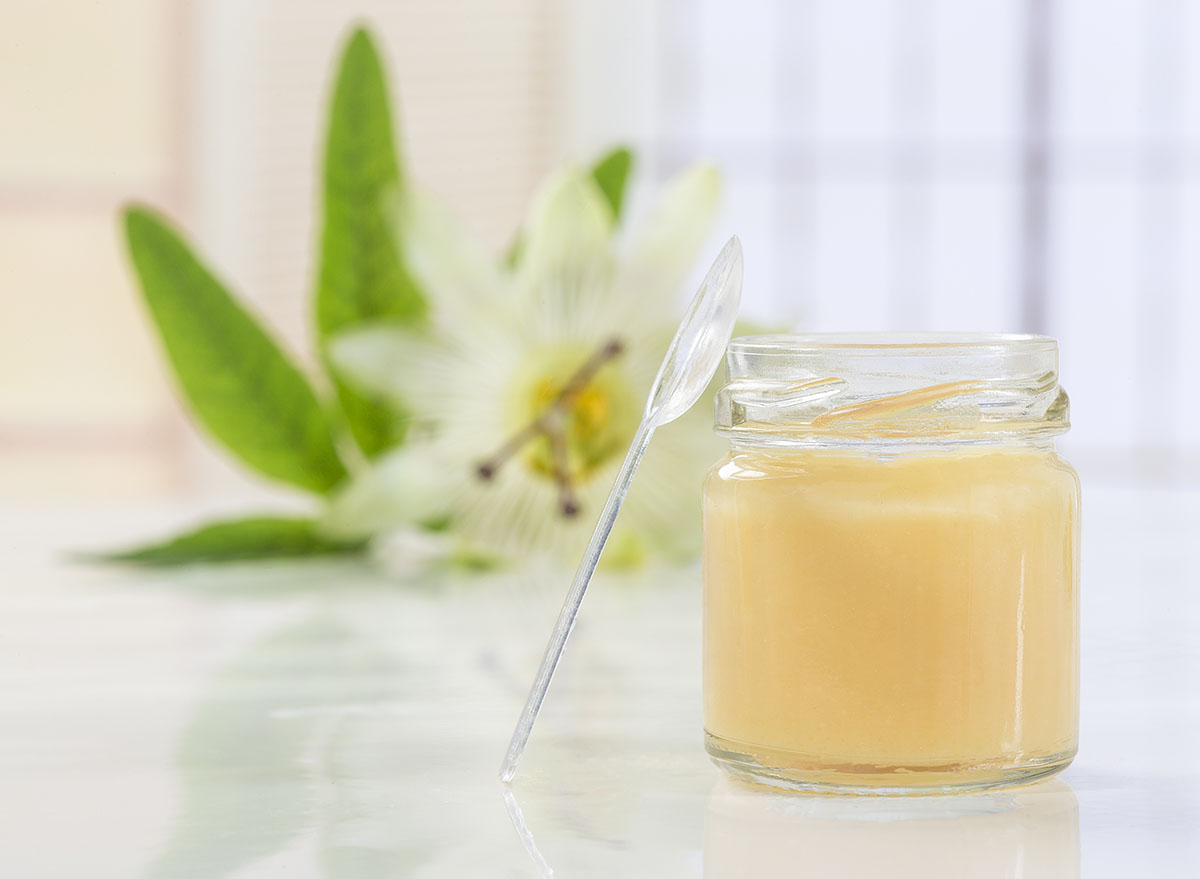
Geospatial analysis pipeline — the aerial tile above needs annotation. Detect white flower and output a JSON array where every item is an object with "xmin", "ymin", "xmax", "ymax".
[{"xmin": 322, "ymin": 162, "xmax": 723, "ymax": 565}]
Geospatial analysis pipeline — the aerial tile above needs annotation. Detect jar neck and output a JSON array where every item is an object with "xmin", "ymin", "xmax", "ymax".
[{"xmin": 715, "ymin": 333, "xmax": 1070, "ymax": 447}]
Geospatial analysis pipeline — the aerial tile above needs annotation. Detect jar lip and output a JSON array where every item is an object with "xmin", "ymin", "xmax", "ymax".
[
  {"xmin": 729, "ymin": 332, "xmax": 1057, "ymax": 356},
  {"xmin": 717, "ymin": 332, "xmax": 1068, "ymax": 444}
]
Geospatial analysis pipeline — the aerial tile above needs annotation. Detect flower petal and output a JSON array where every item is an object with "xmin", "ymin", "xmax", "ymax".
[
  {"xmin": 623, "ymin": 162, "xmax": 721, "ymax": 302},
  {"xmin": 515, "ymin": 167, "xmax": 616, "ymax": 315},
  {"xmin": 327, "ymin": 323, "xmax": 442, "ymax": 410},
  {"xmin": 320, "ymin": 441, "xmax": 454, "ymax": 540},
  {"xmin": 395, "ymin": 188, "xmax": 510, "ymax": 328}
]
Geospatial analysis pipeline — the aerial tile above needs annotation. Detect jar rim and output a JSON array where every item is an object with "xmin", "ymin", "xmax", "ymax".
[
  {"xmin": 728, "ymin": 332, "xmax": 1058, "ymax": 357},
  {"xmin": 716, "ymin": 332, "xmax": 1068, "ymax": 446}
]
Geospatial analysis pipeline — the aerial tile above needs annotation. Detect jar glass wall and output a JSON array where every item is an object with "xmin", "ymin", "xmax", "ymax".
[{"xmin": 701, "ymin": 334, "xmax": 1080, "ymax": 794}]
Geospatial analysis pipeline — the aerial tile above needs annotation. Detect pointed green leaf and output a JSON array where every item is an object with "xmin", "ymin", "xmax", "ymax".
[
  {"xmin": 317, "ymin": 27, "xmax": 424, "ymax": 333},
  {"xmin": 316, "ymin": 27, "xmax": 426, "ymax": 457},
  {"xmin": 124, "ymin": 207, "xmax": 348, "ymax": 493},
  {"xmin": 331, "ymin": 381, "xmax": 405, "ymax": 457},
  {"xmin": 590, "ymin": 146, "xmax": 634, "ymax": 220},
  {"xmin": 502, "ymin": 232, "xmax": 524, "ymax": 269},
  {"xmin": 98, "ymin": 517, "xmax": 366, "ymax": 566}
]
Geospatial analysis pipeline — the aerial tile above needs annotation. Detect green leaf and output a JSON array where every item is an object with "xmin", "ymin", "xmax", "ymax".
[
  {"xmin": 502, "ymin": 231, "xmax": 524, "ymax": 269},
  {"xmin": 316, "ymin": 27, "xmax": 426, "ymax": 457},
  {"xmin": 590, "ymin": 146, "xmax": 634, "ymax": 220},
  {"xmin": 98, "ymin": 517, "xmax": 367, "ymax": 565},
  {"xmin": 332, "ymin": 381, "xmax": 406, "ymax": 457},
  {"xmin": 317, "ymin": 28, "xmax": 424, "ymax": 333},
  {"xmin": 124, "ymin": 207, "xmax": 348, "ymax": 494}
]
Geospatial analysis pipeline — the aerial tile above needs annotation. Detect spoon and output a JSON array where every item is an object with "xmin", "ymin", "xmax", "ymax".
[{"xmin": 499, "ymin": 235, "xmax": 744, "ymax": 782}]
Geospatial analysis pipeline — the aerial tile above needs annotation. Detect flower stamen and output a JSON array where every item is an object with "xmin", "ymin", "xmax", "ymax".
[
  {"xmin": 475, "ymin": 337, "xmax": 625, "ymax": 517},
  {"xmin": 546, "ymin": 421, "xmax": 579, "ymax": 517}
]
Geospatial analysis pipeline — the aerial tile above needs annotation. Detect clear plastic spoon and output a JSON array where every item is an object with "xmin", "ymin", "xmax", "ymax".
[{"xmin": 499, "ymin": 236, "xmax": 744, "ymax": 783}]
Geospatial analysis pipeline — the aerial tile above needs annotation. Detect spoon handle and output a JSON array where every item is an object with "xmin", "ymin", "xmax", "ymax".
[{"xmin": 499, "ymin": 421, "xmax": 656, "ymax": 782}]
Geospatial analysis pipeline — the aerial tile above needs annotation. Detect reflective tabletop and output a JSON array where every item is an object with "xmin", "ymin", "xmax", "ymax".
[{"xmin": 1, "ymin": 479, "xmax": 1198, "ymax": 877}]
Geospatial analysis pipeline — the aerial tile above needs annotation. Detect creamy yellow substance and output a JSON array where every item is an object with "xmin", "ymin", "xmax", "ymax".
[{"xmin": 703, "ymin": 447, "xmax": 1079, "ymax": 787}]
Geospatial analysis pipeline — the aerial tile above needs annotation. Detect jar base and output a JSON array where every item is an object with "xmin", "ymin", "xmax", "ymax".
[{"xmin": 705, "ymin": 731, "xmax": 1076, "ymax": 796}]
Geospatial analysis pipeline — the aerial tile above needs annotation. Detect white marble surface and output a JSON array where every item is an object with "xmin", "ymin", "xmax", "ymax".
[{"xmin": 1, "ymin": 480, "xmax": 1199, "ymax": 877}]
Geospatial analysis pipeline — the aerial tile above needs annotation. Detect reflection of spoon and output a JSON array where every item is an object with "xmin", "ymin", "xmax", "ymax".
[
  {"xmin": 704, "ymin": 777, "xmax": 1080, "ymax": 879},
  {"xmin": 502, "ymin": 787, "xmax": 554, "ymax": 878},
  {"xmin": 499, "ymin": 237, "xmax": 743, "ymax": 783}
]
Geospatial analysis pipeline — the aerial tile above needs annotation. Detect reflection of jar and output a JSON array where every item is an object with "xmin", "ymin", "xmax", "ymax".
[
  {"xmin": 704, "ymin": 777, "xmax": 1080, "ymax": 877},
  {"xmin": 702, "ymin": 335, "xmax": 1080, "ymax": 793}
]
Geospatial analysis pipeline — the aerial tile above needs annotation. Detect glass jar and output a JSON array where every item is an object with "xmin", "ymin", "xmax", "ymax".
[{"xmin": 702, "ymin": 334, "xmax": 1080, "ymax": 794}]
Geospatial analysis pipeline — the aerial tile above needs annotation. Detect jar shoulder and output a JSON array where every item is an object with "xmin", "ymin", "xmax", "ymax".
[{"xmin": 705, "ymin": 446, "xmax": 1081, "ymax": 494}]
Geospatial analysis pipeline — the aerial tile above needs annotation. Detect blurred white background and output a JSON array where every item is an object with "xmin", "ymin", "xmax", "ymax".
[{"xmin": 2, "ymin": 0, "xmax": 1198, "ymax": 503}]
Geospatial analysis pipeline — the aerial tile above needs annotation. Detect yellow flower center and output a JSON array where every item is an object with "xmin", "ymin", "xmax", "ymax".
[
  {"xmin": 521, "ymin": 361, "xmax": 635, "ymax": 481},
  {"xmin": 474, "ymin": 339, "xmax": 639, "ymax": 517}
]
